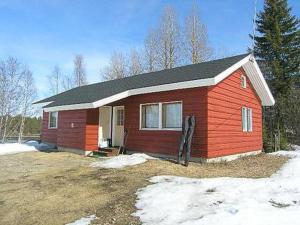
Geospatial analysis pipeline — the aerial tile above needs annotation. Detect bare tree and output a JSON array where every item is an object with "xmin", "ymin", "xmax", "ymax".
[
  {"xmin": 73, "ymin": 55, "xmax": 87, "ymax": 87},
  {"xmin": 62, "ymin": 74, "xmax": 75, "ymax": 91},
  {"xmin": 0, "ymin": 57, "xmax": 23, "ymax": 143},
  {"xmin": 48, "ymin": 65, "xmax": 61, "ymax": 95},
  {"xmin": 144, "ymin": 28, "xmax": 159, "ymax": 72},
  {"xmin": 129, "ymin": 49, "xmax": 143, "ymax": 75},
  {"xmin": 102, "ymin": 52, "xmax": 128, "ymax": 80},
  {"xmin": 184, "ymin": 4, "xmax": 212, "ymax": 64},
  {"xmin": 18, "ymin": 68, "xmax": 37, "ymax": 143},
  {"xmin": 158, "ymin": 6, "xmax": 181, "ymax": 69}
]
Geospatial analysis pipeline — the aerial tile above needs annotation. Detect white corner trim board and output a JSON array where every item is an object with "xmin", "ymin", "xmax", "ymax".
[{"xmin": 43, "ymin": 55, "xmax": 275, "ymax": 112}]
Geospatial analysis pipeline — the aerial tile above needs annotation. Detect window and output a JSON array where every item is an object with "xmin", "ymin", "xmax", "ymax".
[
  {"xmin": 241, "ymin": 75, "xmax": 247, "ymax": 88},
  {"xmin": 140, "ymin": 101, "xmax": 182, "ymax": 130},
  {"xmin": 141, "ymin": 104, "xmax": 159, "ymax": 128},
  {"xmin": 162, "ymin": 102, "xmax": 182, "ymax": 128},
  {"xmin": 116, "ymin": 109, "xmax": 124, "ymax": 126},
  {"xmin": 242, "ymin": 107, "xmax": 252, "ymax": 132},
  {"xmin": 247, "ymin": 108, "xmax": 253, "ymax": 132},
  {"xmin": 49, "ymin": 111, "xmax": 58, "ymax": 129}
]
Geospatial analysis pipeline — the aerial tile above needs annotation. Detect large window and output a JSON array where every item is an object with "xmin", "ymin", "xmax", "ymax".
[
  {"xmin": 49, "ymin": 111, "xmax": 58, "ymax": 129},
  {"xmin": 242, "ymin": 107, "xmax": 252, "ymax": 132},
  {"xmin": 141, "ymin": 104, "xmax": 159, "ymax": 128},
  {"xmin": 140, "ymin": 102, "xmax": 182, "ymax": 130},
  {"xmin": 162, "ymin": 102, "xmax": 182, "ymax": 128}
]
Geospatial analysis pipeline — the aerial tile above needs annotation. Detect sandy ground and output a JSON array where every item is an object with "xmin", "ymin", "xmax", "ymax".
[{"xmin": 0, "ymin": 151, "xmax": 287, "ymax": 225}]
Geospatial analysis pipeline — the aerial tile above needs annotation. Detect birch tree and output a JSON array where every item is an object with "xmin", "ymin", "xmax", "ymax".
[
  {"xmin": 18, "ymin": 69, "xmax": 37, "ymax": 143},
  {"xmin": 102, "ymin": 52, "xmax": 128, "ymax": 80},
  {"xmin": 184, "ymin": 4, "xmax": 212, "ymax": 64},
  {"xmin": 48, "ymin": 65, "xmax": 61, "ymax": 95},
  {"xmin": 73, "ymin": 55, "xmax": 87, "ymax": 86},
  {"xmin": 158, "ymin": 6, "xmax": 181, "ymax": 69},
  {"xmin": 62, "ymin": 74, "xmax": 75, "ymax": 91},
  {"xmin": 144, "ymin": 28, "xmax": 159, "ymax": 72},
  {"xmin": 129, "ymin": 49, "xmax": 143, "ymax": 75},
  {"xmin": 0, "ymin": 57, "xmax": 23, "ymax": 142}
]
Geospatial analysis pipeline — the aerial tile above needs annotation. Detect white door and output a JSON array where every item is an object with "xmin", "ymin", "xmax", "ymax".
[
  {"xmin": 99, "ymin": 107, "xmax": 111, "ymax": 148},
  {"xmin": 113, "ymin": 106, "xmax": 124, "ymax": 147}
]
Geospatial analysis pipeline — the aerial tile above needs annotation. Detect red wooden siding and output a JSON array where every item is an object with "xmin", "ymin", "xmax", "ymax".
[
  {"xmin": 42, "ymin": 111, "xmax": 57, "ymax": 144},
  {"xmin": 85, "ymin": 108, "xmax": 99, "ymax": 150},
  {"xmin": 41, "ymin": 109, "xmax": 99, "ymax": 151},
  {"xmin": 206, "ymin": 68, "xmax": 262, "ymax": 158},
  {"xmin": 119, "ymin": 87, "xmax": 208, "ymax": 158},
  {"xmin": 41, "ymin": 67, "xmax": 263, "ymax": 159}
]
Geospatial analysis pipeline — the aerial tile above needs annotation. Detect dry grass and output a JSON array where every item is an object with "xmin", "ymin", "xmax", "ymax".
[{"xmin": 0, "ymin": 151, "xmax": 287, "ymax": 225}]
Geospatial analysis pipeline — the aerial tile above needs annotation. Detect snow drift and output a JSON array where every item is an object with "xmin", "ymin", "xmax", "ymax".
[
  {"xmin": 0, "ymin": 141, "xmax": 51, "ymax": 156},
  {"xmin": 90, "ymin": 153, "xmax": 156, "ymax": 169},
  {"xmin": 134, "ymin": 146, "xmax": 300, "ymax": 225}
]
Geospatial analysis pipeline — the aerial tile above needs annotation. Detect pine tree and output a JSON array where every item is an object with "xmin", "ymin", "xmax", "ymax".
[{"xmin": 253, "ymin": 0, "xmax": 299, "ymax": 150}]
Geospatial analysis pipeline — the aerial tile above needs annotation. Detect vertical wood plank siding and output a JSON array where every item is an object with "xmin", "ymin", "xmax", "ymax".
[{"xmin": 207, "ymin": 68, "xmax": 262, "ymax": 158}]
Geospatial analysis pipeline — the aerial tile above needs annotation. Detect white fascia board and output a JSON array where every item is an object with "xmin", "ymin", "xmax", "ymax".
[
  {"xmin": 92, "ymin": 91, "xmax": 130, "ymax": 108},
  {"xmin": 33, "ymin": 101, "xmax": 53, "ymax": 108},
  {"xmin": 251, "ymin": 59, "xmax": 275, "ymax": 106},
  {"xmin": 128, "ymin": 78, "xmax": 215, "ymax": 96},
  {"xmin": 44, "ymin": 78, "xmax": 215, "ymax": 111},
  {"xmin": 214, "ymin": 54, "xmax": 251, "ymax": 84},
  {"xmin": 44, "ymin": 103, "xmax": 94, "ymax": 112}
]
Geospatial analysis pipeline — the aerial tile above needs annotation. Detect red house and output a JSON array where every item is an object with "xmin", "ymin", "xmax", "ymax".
[{"xmin": 34, "ymin": 54, "xmax": 275, "ymax": 162}]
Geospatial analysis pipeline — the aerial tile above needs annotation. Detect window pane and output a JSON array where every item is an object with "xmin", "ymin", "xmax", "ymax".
[
  {"xmin": 241, "ymin": 75, "xmax": 247, "ymax": 88},
  {"xmin": 242, "ymin": 107, "xmax": 247, "ymax": 132},
  {"xmin": 117, "ymin": 109, "xmax": 124, "ymax": 126},
  {"xmin": 49, "ymin": 112, "xmax": 57, "ymax": 128},
  {"xmin": 247, "ymin": 108, "xmax": 252, "ymax": 132},
  {"xmin": 142, "ymin": 104, "xmax": 159, "ymax": 128},
  {"xmin": 162, "ymin": 102, "xmax": 182, "ymax": 128}
]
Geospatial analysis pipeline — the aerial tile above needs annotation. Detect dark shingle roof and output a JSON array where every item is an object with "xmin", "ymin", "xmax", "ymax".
[{"xmin": 36, "ymin": 53, "xmax": 249, "ymax": 108}]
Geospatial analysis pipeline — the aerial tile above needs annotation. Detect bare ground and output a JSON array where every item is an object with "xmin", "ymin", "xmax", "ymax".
[{"xmin": 0, "ymin": 151, "xmax": 288, "ymax": 225}]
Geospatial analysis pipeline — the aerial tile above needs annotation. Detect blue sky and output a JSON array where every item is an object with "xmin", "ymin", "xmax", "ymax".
[{"xmin": 0, "ymin": 0, "xmax": 299, "ymax": 99}]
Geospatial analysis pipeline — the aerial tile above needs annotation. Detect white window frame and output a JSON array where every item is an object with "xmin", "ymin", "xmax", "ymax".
[
  {"xmin": 48, "ymin": 111, "xmax": 58, "ymax": 129},
  {"xmin": 140, "ymin": 101, "xmax": 182, "ymax": 131},
  {"xmin": 247, "ymin": 108, "xmax": 253, "ymax": 132},
  {"xmin": 241, "ymin": 75, "xmax": 247, "ymax": 88},
  {"xmin": 242, "ymin": 107, "xmax": 253, "ymax": 132}
]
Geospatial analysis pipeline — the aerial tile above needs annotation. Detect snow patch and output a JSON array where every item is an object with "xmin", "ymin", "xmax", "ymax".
[
  {"xmin": 0, "ymin": 141, "xmax": 51, "ymax": 156},
  {"xmin": 133, "ymin": 147, "xmax": 300, "ymax": 225},
  {"xmin": 270, "ymin": 145, "xmax": 300, "ymax": 158},
  {"xmin": 65, "ymin": 215, "xmax": 96, "ymax": 225},
  {"xmin": 90, "ymin": 153, "xmax": 156, "ymax": 169}
]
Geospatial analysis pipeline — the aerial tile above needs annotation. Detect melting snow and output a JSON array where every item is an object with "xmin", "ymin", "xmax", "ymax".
[
  {"xmin": 0, "ymin": 141, "xmax": 51, "ymax": 155},
  {"xmin": 65, "ymin": 215, "xmax": 96, "ymax": 225},
  {"xmin": 90, "ymin": 153, "xmax": 156, "ymax": 169},
  {"xmin": 133, "ymin": 146, "xmax": 300, "ymax": 225}
]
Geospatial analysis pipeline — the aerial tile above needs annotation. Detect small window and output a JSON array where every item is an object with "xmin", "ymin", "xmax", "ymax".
[
  {"xmin": 242, "ymin": 107, "xmax": 253, "ymax": 132},
  {"xmin": 241, "ymin": 75, "xmax": 247, "ymax": 88},
  {"xmin": 162, "ymin": 102, "xmax": 182, "ymax": 128},
  {"xmin": 116, "ymin": 109, "xmax": 124, "ymax": 126},
  {"xmin": 141, "ymin": 104, "xmax": 159, "ymax": 128},
  {"xmin": 242, "ymin": 107, "xmax": 247, "ymax": 132},
  {"xmin": 49, "ymin": 112, "xmax": 58, "ymax": 129},
  {"xmin": 247, "ymin": 108, "xmax": 253, "ymax": 132}
]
